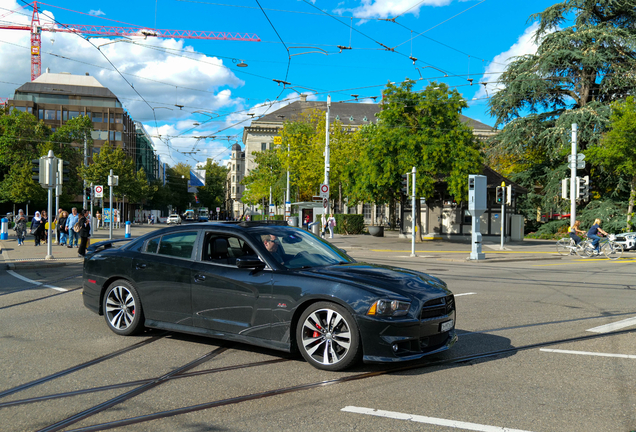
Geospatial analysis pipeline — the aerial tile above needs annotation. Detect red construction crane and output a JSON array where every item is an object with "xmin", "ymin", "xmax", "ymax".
[{"xmin": 0, "ymin": 1, "xmax": 260, "ymax": 81}]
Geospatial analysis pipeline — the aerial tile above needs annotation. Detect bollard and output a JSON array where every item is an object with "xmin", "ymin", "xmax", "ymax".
[
  {"xmin": 0, "ymin": 218, "xmax": 8, "ymax": 240},
  {"xmin": 125, "ymin": 221, "xmax": 131, "ymax": 238}
]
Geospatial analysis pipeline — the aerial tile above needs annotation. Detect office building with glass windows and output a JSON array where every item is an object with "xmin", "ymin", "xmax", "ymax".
[{"xmin": 7, "ymin": 71, "xmax": 136, "ymax": 160}]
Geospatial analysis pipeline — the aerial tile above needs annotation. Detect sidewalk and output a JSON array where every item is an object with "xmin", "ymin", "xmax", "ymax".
[
  {"xmin": 1, "ymin": 224, "xmax": 564, "ymax": 269},
  {"xmin": 322, "ymin": 229, "xmax": 564, "ymax": 263},
  {"xmin": 0, "ymin": 224, "xmax": 162, "ymax": 269}
]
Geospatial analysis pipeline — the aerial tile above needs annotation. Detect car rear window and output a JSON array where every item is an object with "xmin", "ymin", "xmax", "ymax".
[{"xmin": 157, "ymin": 232, "xmax": 198, "ymax": 259}]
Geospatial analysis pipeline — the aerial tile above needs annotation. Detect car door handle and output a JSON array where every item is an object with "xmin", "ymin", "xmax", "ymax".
[
  {"xmin": 135, "ymin": 263, "xmax": 147, "ymax": 270},
  {"xmin": 194, "ymin": 274, "xmax": 206, "ymax": 282}
]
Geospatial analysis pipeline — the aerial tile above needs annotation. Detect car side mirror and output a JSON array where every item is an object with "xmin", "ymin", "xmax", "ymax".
[
  {"xmin": 236, "ymin": 257, "xmax": 266, "ymax": 269},
  {"xmin": 340, "ymin": 249, "xmax": 347, "ymax": 254}
]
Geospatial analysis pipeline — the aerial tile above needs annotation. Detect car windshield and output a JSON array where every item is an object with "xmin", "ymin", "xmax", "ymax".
[{"xmin": 248, "ymin": 227, "xmax": 354, "ymax": 269}]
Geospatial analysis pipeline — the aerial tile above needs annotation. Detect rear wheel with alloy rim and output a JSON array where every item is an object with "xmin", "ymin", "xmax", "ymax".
[
  {"xmin": 296, "ymin": 302, "xmax": 361, "ymax": 371},
  {"xmin": 556, "ymin": 238, "xmax": 571, "ymax": 256},
  {"xmin": 103, "ymin": 280, "xmax": 144, "ymax": 336}
]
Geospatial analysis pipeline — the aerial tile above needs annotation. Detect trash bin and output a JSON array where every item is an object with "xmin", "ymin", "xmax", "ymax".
[
  {"xmin": 311, "ymin": 223, "xmax": 320, "ymax": 235},
  {"xmin": 288, "ymin": 216, "xmax": 298, "ymax": 227}
]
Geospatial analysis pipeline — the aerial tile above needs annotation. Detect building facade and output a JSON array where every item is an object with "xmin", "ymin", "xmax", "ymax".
[
  {"xmin": 8, "ymin": 72, "xmax": 135, "ymax": 160},
  {"xmin": 226, "ymin": 143, "xmax": 245, "ymax": 218}
]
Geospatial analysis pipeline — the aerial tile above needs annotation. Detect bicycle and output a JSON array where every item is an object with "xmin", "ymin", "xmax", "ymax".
[
  {"xmin": 556, "ymin": 237, "xmax": 590, "ymax": 258},
  {"xmin": 579, "ymin": 234, "xmax": 623, "ymax": 260}
]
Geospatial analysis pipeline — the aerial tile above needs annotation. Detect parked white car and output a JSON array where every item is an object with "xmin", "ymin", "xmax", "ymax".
[
  {"xmin": 614, "ymin": 232, "xmax": 636, "ymax": 251},
  {"xmin": 166, "ymin": 214, "xmax": 182, "ymax": 225}
]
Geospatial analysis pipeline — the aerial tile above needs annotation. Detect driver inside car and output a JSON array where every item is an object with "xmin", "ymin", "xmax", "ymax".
[{"xmin": 262, "ymin": 234, "xmax": 285, "ymax": 264}]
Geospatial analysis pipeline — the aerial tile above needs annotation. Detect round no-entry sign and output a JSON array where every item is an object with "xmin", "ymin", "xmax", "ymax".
[
  {"xmin": 321, "ymin": 184, "xmax": 329, "ymax": 193},
  {"xmin": 94, "ymin": 185, "xmax": 104, "ymax": 197}
]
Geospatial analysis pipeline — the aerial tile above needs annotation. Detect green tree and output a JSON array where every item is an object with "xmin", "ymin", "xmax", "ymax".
[
  {"xmin": 196, "ymin": 159, "xmax": 229, "ymax": 210},
  {"xmin": 80, "ymin": 142, "xmax": 154, "ymax": 207},
  {"xmin": 345, "ymin": 80, "xmax": 482, "ymax": 236},
  {"xmin": 164, "ymin": 163, "xmax": 194, "ymax": 213},
  {"xmin": 487, "ymin": 0, "xmax": 636, "ymax": 217},
  {"xmin": 588, "ymin": 96, "xmax": 636, "ymax": 227},
  {"xmin": 242, "ymin": 148, "xmax": 284, "ymax": 207}
]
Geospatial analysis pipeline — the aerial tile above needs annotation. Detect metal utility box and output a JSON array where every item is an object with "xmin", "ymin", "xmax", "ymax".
[{"xmin": 468, "ymin": 175, "xmax": 487, "ymax": 214}]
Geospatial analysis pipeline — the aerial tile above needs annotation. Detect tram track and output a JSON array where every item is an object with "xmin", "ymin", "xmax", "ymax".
[
  {"xmin": 28, "ymin": 327, "xmax": 635, "ymax": 432},
  {"xmin": 0, "ymin": 334, "xmax": 165, "ymax": 399}
]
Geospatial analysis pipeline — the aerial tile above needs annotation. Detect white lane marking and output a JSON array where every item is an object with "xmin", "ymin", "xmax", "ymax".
[
  {"xmin": 541, "ymin": 349, "xmax": 636, "ymax": 359},
  {"xmin": 586, "ymin": 316, "xmax": 636, "ymax": 333},
  {"xmin": 6, "ymin": 270, "xmax": 67, "ymax": 292},
  {"xmin": 455, "ymin": 292, "xmax": 476, "ymax": 297},
  {"xmin": 341, "ymin": 406, "xmax": 533, "ymax": 432}
]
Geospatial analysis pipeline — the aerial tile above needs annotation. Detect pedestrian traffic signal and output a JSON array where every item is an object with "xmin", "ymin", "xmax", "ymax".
[
  {"xmin": 496, "ymin": 186, "xmax": 503, "ymax": 204},
  {"xmin": 577, "ymin": 175, "xmax": 590, "ymax": 201},
  {"xmin": 85, "ymin": 187, "xmax": 92, "ymax": 202},
  {"xmin": 401, "ymin": 173, "xmax": 410, "ymax": 196}
]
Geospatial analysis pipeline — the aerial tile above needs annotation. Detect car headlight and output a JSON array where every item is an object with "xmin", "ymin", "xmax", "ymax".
[{"xmin": 367, "ymin": 299, "xmax": 411, "ymax": 317}]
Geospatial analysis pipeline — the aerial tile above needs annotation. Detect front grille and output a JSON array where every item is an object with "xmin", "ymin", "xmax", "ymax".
[{"xmin": 420, "ymin": 295, "xmax": 454, "ymax": 320}]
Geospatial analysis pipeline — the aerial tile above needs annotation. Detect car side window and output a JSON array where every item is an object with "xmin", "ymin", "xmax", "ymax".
[
  {"xmin": 202, "ymin": 232, "xmax": 257, "ymax": 266},
  {"xmin": 157, "ymin": 232, "xmax": 198, "ymax": 259},
  {"xmin": 146, "ymin": 237, "xmax": 160, "ymax": 254}
]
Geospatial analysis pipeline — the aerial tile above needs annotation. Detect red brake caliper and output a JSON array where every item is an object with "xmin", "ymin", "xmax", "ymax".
[{"xmin": 313, "ymin": 322, "xmax": 321, "ymax": 338}]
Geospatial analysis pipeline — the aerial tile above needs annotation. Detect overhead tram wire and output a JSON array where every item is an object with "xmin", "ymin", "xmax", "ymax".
[
  {"xmin": 299, "ymin": 0, "xmax": 456, "ymax": 76},
  {"xmin": 255, "ymin": 0, "xmax": 291, "ymax": 82}
]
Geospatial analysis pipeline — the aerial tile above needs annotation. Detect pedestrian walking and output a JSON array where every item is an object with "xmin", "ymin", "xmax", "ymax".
[
  {"xmin": 14, "ymin": 209, "xmax": 27, "ymax": 246},
  {"xmin": 53, "ymin": 208, "xmax": 62, "ymax": 244},
  {"xmin": 321, "ymin": 213, "xmax": 327, "ymax": 239},
  {"xmin": 327, "ymin": 213, "xmax": 336, "ymax": 239},
  {"xmin": 96, "ymin": 211, "xmax": 101, "ymax": 230},
  {"xmin": 32, "ymin": 211, "xmax": 43, "ymax": 246},
  {"xmin": 587, "ymin": 218, "xmax": 608, "ymax": 255},
  {"xmin": 40, "ymin": 210, "xmax": 48, "ymax": 245},
  {"xmin": 58, "ymin": 211, "xmax": 68, "ymax": 246},
  {"xmin": 65, "ymin": 207, "xmax": 80, "ymax": 248},
  {"xmin": 77, "ymin": 209, "xmax": 91, "ymax": 257}
]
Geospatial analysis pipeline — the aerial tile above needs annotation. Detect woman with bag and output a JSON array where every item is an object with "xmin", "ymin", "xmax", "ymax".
[
  {"xmin": 327, "ymin": 213, "xmax": 336, "ymax": 239},
  {"xmin": 58, "ymin": 211, "xmax": 68, "ymax": 246},
  {"xmin": 14, "ymin": 209, "xmax": 27, "ymax": 246},
  {"xmin": 32, "ymin": 211, "xmax": 43, "ymax": 246},
  {"xmin": 77, "ymin": 209, "xmax": 91, "ymax": 257}
]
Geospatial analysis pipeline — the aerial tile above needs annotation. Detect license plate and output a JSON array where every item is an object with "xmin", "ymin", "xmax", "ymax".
[{"xmin": 440, "ymin": 320, "xmax": 454, "ymax": 333}]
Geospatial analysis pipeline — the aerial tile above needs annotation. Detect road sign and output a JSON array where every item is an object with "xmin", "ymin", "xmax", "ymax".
[
  {"xmin": 312, "ymin": 196, "xmax": 322, "ymax": 202},
  {"xmin": 568, "ymin": 154, "xmax": 585, "ymax": 162},
  {"xmin": 273, "ymin": 136, "xmax": 282, "ymax": 145},
  {"xmin": 320, "ymin": 183, "xmax": 329, "ymax": 199},
  {"xmin": 216, "ymin": 207, "xmax": 220, "ymax": 213},
  {"xmin": 577, "ymin": 161, "xmax": 586, "ymax": 169},
  {"xmin": 323, "ymin": 198, "xmax": 328, "ymax": 209},
  {"xmin": 94, "ymin": 185, "xmax": 104, "ymax": 198}
]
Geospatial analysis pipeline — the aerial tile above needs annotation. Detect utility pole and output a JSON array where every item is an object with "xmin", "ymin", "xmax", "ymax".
[
  {"xmin": 324, "ymin": 95, "xmax": 331, "ymax": 214},
  {"xmin": 570, "ymin": 124, "xmax": 577, "ymax": 228},
  {"xmin": 286, "ymin": 139, "xmax": 290, "ymax": 221},
  {"xmin": 500, "ymin": 182, "xmax": 506, "ymax": 250},
  {"xmin": 410, "ymin": 166, "xmax": 417, "ymax": 257},
  {"xmin": 83, "ymin": 133, "xmax": 88, "ymax": 210}
]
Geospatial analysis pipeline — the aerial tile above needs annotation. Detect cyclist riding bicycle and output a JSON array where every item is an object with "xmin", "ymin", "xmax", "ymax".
[
  {"xmin": 587, "ymin": 218, "xmax": 608, "ymax": 255},
  {"xmin": 569, "ymin": 220, "xmax": 585, "ymax": 245}
]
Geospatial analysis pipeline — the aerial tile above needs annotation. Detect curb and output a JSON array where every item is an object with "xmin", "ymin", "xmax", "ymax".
[
  {"xmin": 434, "ymin": 256, "xmax": 563, "ymax": 263},
  {"xmin": 6, "ymin": 261, "xmax": 71, "ymax": 270}
]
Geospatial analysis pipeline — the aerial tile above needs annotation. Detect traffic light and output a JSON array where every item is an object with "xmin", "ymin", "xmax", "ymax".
[
  {"xmin": 495, "ymin": 186, "xmax": 503, "ymax": 204},
  {"xmin": 31, "ymin": 158, "xmax": 44, "ymax": 183},
  {"xmin": 400, "ymin": 173, "xmax": 410, "ymax": 196},
  {"xmin": 85, "ymin": 187, "xmax": 92, "ymax": 202},
  {"xmin": 58, "ymin": 160, "xmax": 69, "ymax": 184},
  {"xmin": 506, "ymin": 186, "xmax": 512, "ymax": 205},
  {"xmin": 577, "ymin": 175, "xmax": 590, "ymax": 201}
]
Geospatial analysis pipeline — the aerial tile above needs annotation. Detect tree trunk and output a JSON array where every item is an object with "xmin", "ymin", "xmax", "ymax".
[
  {"xmin": 415, "ymin": 199, "xmax": 423, "ymax": 242},
  {"xmin": 628, "ymin": 175, "xmax": 636, "ymax": 229}
]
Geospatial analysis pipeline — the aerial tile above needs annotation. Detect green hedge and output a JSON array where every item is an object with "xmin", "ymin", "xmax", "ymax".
[
  {"xmin": 250, "ymin": 214, "xmax": 285, "ymax": 221},
  {"xmin": 334, "ymin": 214, "xmax": 364, "ymax": 235}
]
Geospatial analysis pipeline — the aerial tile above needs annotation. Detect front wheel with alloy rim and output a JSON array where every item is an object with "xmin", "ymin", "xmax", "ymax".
[
  {"xmin": 103, "ymin": 280, "xmax": 145, "ymax": 336},
  {"xmin": 296, "ymin": 302, "xmax": 361, "ymax": 371}
]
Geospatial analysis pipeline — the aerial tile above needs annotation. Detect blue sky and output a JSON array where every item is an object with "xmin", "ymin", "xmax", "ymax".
[{"xmin": 0, "ymin": 0, "xmax": 559, "ymax": 167}]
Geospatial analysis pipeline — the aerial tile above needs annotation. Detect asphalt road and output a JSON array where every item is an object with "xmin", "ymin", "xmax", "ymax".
[{"xmin": 1, "ymin": 249, "xmax": 635, "ymax": 432}]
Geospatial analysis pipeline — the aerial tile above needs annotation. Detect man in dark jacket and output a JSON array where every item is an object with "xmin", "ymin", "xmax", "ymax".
[{"xmin": 77, "ymin": 209, "xmax": 91, "ymax": 257}]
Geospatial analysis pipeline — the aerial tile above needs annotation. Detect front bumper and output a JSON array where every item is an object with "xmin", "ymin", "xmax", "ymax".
[{"xmin": 358, "ymin": 311, "xmax": 457, "ymax": 363}]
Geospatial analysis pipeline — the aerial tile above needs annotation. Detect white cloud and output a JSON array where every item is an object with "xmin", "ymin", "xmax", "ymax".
[
  {"xmin": 88, "ymin": 10, "xmax": 105, "ymax": 17},
  {"xmin": 473, "ymin": 23, "xmax": 543, "ymax": 100},
  {"xmin": 0, "ymin": 0, "xmax": 247, "ymax": 166},
  {"xmin": 335, "ymin": 0, "xmax": 452, "ymax": 19},
  {"xmin": 225, "ymin": 91, "xmax": 318, "ymax": 129}
]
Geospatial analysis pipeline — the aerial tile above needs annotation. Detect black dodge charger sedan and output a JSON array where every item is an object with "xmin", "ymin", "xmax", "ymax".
[{"xmin": 82, "ymin": 221, "xmax": 457, "ymax": 371}]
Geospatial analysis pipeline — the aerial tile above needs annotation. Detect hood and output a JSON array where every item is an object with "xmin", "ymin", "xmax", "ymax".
[{"xmin": 300, "ymin": 263, "xmax": 451, "ymax": 300}]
